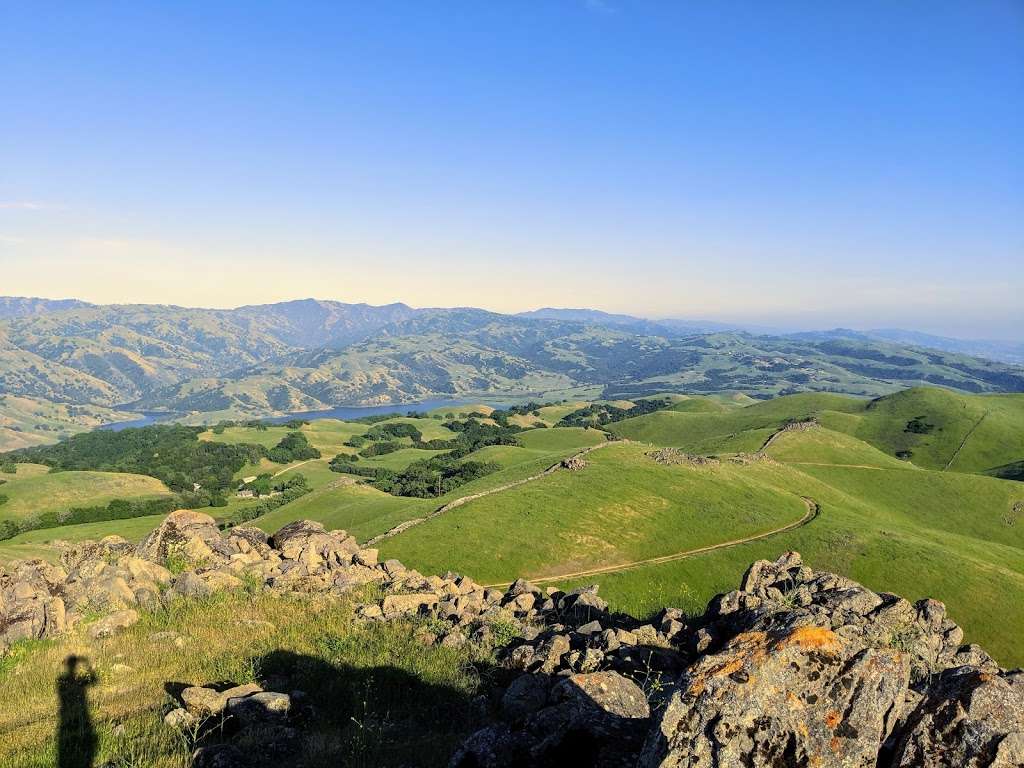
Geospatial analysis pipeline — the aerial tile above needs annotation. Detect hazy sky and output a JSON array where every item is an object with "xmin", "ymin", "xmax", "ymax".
[{"xmin": 2, "ymin": 2, "xmax": 1022, "ymax": 338}]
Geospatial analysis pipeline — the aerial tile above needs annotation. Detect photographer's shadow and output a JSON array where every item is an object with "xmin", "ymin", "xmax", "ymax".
[{"xmin": 56, "ymin": 655, "xmax": 98, "ymax": 768}]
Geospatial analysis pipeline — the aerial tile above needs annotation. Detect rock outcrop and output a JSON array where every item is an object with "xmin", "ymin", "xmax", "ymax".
[
  {"xmin": 0, "ymin": 510, "xmax": 383, "ymax": 649},
  {"xmin": 1, "ymin": 513, "xmax": 1021, "ymax": 767}
]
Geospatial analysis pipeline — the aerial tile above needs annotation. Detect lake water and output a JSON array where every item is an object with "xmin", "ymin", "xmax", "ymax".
[{"xmin": 99, "ymin": 398, "xmax": 505, "ymax": 431}]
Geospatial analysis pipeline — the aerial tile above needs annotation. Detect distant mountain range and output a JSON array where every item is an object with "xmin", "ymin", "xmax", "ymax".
[
  {"xmin": 2, "ymin": 296, "xmax": 1023, "ymax": 447},
  {"xmin": 519, "ymin": 307, "xmax": 1024, "ymax": 365}
]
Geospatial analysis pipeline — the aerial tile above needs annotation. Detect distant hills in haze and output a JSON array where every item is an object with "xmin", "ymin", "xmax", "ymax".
[{"xmin": 1, "ymin": 296, "xmax": 1023, "ymax": 448}]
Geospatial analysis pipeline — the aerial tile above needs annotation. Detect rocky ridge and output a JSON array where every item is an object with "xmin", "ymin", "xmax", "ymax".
[{"xmin": 1, "ymin": 510, "xmax": 1022, "ymax": 767}]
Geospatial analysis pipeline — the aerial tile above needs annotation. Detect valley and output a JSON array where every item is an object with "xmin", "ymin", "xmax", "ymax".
[
  {"xmin": 3, "ymin": 386, "xmax": 1022, "ymax": 666},
  {"xmin": 4, "ymin": 298, "xmax": 1024, "ymax": 452}
]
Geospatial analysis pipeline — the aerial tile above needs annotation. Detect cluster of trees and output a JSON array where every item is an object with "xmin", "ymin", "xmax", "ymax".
[
  {"xmin": 267, "ymin": 431, "xmax": 321, "ymax": 463},
  {"xmin": 0, "ymin": 495, "xmax": 181, "ymax": 541},
  {"xmin": 904, "ymin": 417, "xmax": 935, "ymax": 435},
  {"xmin": 374, "ymin": 457, "xmax": 498, "ymax": 497},
  {"xmin": 238, "ymin": 472, "xmax": 308, "ymax": 498},
  {"xmin": 229, "ymin": 474, "xmax": 311, "ymax": 525},
  {"xmin": 7, "ymin": 425, "xmax": 266, "ymax": 494},
  {"xmin": 329, "ymin": 415, "xmax": 522, "ymax": 498},
  {"xmin": 0, "ymin": 460, "xmax": 17, "ymax": 474},
  {"xmin": 3, "ymin": 425, "xmax": 321, "ymax": 496},
  {"xmin": 557, "ymin": 397, "xmax": 671, "ymax": 428}
]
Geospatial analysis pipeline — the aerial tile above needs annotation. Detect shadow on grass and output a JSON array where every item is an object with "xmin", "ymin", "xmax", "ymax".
[
  {"xmin": 174, "ymin": 648, "xmax": 496, "ymax": 768},
  {"xmin": 56, "ymin": 655, "xmax": 98, "ymax": 768}
]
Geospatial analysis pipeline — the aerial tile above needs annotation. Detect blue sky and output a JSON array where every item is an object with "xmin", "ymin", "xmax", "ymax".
[{"xmin": 1, "ymin": 1, "xmax": 1021, "ymax": 338}]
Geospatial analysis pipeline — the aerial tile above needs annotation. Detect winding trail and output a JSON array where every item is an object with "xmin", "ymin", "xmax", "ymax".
[
  {"xmin": 482, "ymin": 496, "xmax": 820, "ymax": 588},
  {"xmin": 365, "ymin": 440, "xmax": 627, "ymax": 546}
]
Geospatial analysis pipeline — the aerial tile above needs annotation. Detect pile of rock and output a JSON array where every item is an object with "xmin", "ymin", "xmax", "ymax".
[
  {"xmin": 560, "ymin": 455, "xmax": 589, "ymax": 471},
  {"xmin": 647, "ymin": 449, "xmax": 720, "ymax": 467},
  {"xmin": 164, "ymin": 681, "xmax": 304, "ymax": 768},
  {"xmin": 450, "ymin": 551, "xmax": 1024, "ymax": 768},
  {"xmin": 0, "ymin": 510, "xmax": 388, "ymax": 649}
]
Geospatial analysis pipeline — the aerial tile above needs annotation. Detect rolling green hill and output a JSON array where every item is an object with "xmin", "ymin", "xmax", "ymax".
[
  {"xmin": 1, "ymin": 387, "xmax": 1022, "ymax": 666},
  {"xmin": 375, "ymin": 418, "xmax": 1024, "ymax": 665},
  {"xmin": 610, "ymin": 387, "xmax": 1024, "ymax": 476},
  {"xmin": 0, "ymin": 471, "xmax": 173, "ymax": 521}
]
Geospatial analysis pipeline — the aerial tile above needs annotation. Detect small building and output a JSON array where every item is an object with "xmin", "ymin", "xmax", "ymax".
[{"xmin": 236, "ymin": 489, "xmax": 255, "ymax": 499}]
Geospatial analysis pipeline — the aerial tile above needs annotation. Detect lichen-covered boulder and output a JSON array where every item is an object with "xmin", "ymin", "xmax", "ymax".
[
  {"xmin": 136, "ymin": 509, "xmax": 231, "ymax": 565},
  {"xmin": 640, "ymin": 622, "xmax": 910, "ymax": 767}
]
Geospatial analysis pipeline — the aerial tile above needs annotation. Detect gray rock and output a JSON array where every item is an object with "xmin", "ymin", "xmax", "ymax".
[
  {"xmin": 87, "ymin": 609, "xmax": 138, "ymax": 639},
  {"xmin": 227, "ymin": 691, "xmax": 291, "ymax": 724},
  {"xmin": 640, "ymin": 623, "xmax": 910, "ymax": 767},
  {"xmin": 553, "ymin": 670, "xmax": 649, "ymax": 717},
  {"xmin": 502, "ymin": 674, "xmax": 551, "ymax": 720},
  {"xmin": 191, "ymin": 743, "xmax": 251, "ymax": 768},
  {"xmin": 891, "ymin": 667, "xmax": 1024, "ymax": 767}
]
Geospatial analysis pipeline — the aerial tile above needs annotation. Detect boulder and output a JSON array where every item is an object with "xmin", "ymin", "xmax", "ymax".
[
  {"xmin": 502, "ymin": 674, "xmax": 552, "ymax": 720},
  {"xmin": 87, "ymin": 609, "xmax": 139, "ymax": 639},
  {"xmin": 640, "ymin": 623, "xmax": 909, "ymax": 767},
  {"xmin": 136, "ymin": 509, "xmax": 229, "ymax": 565},
  {"xmin": 226, "ymin": 691, "xmax": 291, "ymax": 724},
  {"xmin": 381, "ymin": 593, "xmax": 439, "ymax": 618},
  {"xmin": 891, "ymin": 667, "xmax": 1024, "ymax": 767}
]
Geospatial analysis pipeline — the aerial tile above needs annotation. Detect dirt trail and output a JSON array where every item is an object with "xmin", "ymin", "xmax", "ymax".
[
  {"xmin": 944, "ymin": 411, "xmax": 988, "ymax": 471},
  {"xmin": 365, "ymin": 440, "xmax": 626, "ymax": 546},
  {"xmin": 482, "ymin": 497, "xmax": 820, "ymax": 588},
  {"xmin": 271, "ymin": 458, "xmax": 317, "ymax": 478}
]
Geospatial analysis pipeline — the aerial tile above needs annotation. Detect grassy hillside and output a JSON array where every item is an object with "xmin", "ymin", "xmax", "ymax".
[
  {"xmin": 0, "ymin": 471, "xmax": 173, "ymax": 521},
  {"xmin": 846, "ymin": 388, "xmax": 1024, "ymax": 472},
  {"xmin": 378, "ymin": 443, "xmax": 808, "ymax": 582},
  {"xmin": 250, "ymin": 426, "xmax": 605, "ymax": 541},
  {"xmin": 610, "ymin": 387, "xmax": 1024, "ymax": 476},
  {"xmin": 0, "ymin": 590, "xmax": 485, "ymax": 768},
  {"xmin": 0, "ymin": 514, "xmax": 166, "ymax": 563},
  {"xmin": 364, "ymin": 393, "xmax": 1024, "ymax": 666},
  {"xmin": 556, "ymin": 455, "xmax": 1024, "ymax": 666},
  {"xmin": 2, "ymin": 386, "xmax": 1021, "ymax": 666}
]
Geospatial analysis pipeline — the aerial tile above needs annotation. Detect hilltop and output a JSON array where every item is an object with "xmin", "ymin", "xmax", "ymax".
[
  {"xmin": 1, "ymin": 510, "xmax": 1021, "ymax": 766},
  {"xmin": 2, "ymin": 296, "xmax": 1024, "ymax": 450}
]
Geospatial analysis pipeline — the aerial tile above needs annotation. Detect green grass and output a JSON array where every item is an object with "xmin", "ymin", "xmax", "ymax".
[
  {"xmin": 763, "ymin": 427, "xmax": 915, "ymax": 469},
  {"xmin": 249, "ymin": 424, "xmax": 607, "ymax": 542},
  {"xmin": 0, "ymin": 471, "xmax": 173, "ymax": 521},
  {"xmin": 360, "ymin": 448, "xmax": 452, "ymax": 472},
  {"xmin": 515, "ymin": 426, "xmax": 607, "ymax": 452},
  {"xmin": 374, "ymin": 403, "xmax": 1024, "ymax": 667},
  {"xmin": 556, "ymin": 458, "xmax": 1024, "ymax": 667},
  {"xmin": 379, "ymin": 443, "xmax": 808, "ymax": 582},
  {"xmin": 0, "ymin": 514, "xmax": 167, "ymax": 563},
  {"xmin": 610, "ymin": 387, "xmax": 1024, "ymax": 476},
  {"xmin": 253, "ymin": 483, "xmax": 432, "ymax": 542},
  {"xmin": 0, "ymin": 463, "xmax": 51, "ymax": 482},
  {"xmin": 844, "ymin": 388, "xmax": 1024, "ymax": 473},
  {"xmin": 0, "ymin": 590, "xmax": 489, "ymax": 768}
]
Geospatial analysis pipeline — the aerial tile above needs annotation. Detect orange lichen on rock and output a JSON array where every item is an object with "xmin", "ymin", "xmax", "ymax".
[
  {"xmin": 824, "ymin": 710, "xmax": 842, "ymax": 728},
  {"xmin": 776, "ymin": 626, "xmax": 841, "ymax": 653}
]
